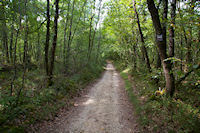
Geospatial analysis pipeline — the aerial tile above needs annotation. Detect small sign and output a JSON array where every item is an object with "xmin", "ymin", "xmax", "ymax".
[{"xmin": 157, "ymin": 34, "xmax": 163, "ymax": 41}]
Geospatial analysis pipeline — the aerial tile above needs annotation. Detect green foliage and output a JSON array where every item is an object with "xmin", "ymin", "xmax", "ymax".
[
  {"xmin": 0, "ymin": 126, "xmax": 25, "ymax": 133},
  {"xmin": 115, "ymin": 60, "xmax": 200, "ymax": 132},
  {"xmin": 0, "ymin": 61, "xmax": 104, "ymax": 131}
]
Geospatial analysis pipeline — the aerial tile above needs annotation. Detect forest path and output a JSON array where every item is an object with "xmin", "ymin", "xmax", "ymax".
[{"xmin": 38, "ymin": 63, "xmax": 138, "ymax": 133}]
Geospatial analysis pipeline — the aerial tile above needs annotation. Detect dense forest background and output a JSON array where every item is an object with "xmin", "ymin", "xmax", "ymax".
[{"xmin": 0, "ymin": 0, "xmax": 200, "ymax": 132}]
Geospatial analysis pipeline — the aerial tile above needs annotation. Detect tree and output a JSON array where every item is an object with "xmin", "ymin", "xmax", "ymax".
[
  {"xmin": 147, "ymin": 0, "xmax": 175, "ymax": 97},
  {"xmin": 132, "ymin": 0, "xmax": 151, "ymax": 72},
  {"xmin": 169, "ymin": 0, "xmax": 176, "ymax": 57},
  {"xmin": 1, "ymin": 1, "xmax": 10, "ymax": 63},
  {"xmin": 49, "ymin": 0, "xmax": 59, "ymax": 85},
  {"xmin": 44, "ymin": 0, "xmax": 50, "ymax": 77}
]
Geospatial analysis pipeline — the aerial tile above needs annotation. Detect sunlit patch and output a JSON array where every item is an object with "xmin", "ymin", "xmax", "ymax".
[
  {"xmin": 113, "ymin": 73, "xmax": 118, "ymax": 76},
  {"xmin": 114, "ymin": 84, "xmax": 119, "ymax": 87},
  {"xmin": 83, "ymin": 98, "xmax": 95, "ymax": 105},
  {"xmin": 122, "ymin": 68, "xmax": 130, "ymax": 73},
  {"xmin": 105, "ymin": 64, "xmax": 115, "ymax": 70},
  {"xmin": 0, "ymin": 104, "xmax": 4, "ymax": 111}
]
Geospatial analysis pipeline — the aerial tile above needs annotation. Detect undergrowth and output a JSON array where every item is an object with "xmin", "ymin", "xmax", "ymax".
[
  {"xmin": 115, "ymin": 61, "xmax": 200, "ymax": 133},
  {"xmin": 0, "ymin": 62, "xmax": 105, "ymax": 132}
]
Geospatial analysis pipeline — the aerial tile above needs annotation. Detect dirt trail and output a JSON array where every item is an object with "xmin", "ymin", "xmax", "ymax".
[{"xmin": 38, "ymin": 63, "xmax": 138, "ymax": 133}]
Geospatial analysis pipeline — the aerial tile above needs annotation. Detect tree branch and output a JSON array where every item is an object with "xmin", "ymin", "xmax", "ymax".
[{"xmin": 176, "ymin": 63, "xmax": 200, "ymax": 85}]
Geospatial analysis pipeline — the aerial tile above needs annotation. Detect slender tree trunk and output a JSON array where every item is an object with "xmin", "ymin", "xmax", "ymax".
[
  {"xmin": 169, "ymin": 0, "xmax": 176, "ymax": 57},
  {"xmin": 133, "ymin": 44, "xmax": 137, "ymax": 70},
  {"xmin": 23, "ymin": 18, "xmax": 29, "ymax": 64},
  {"xmin": 65, "ymin": 0, "xmax": 75, "ymax": 71},
  {"xmin": 9, "ymin": 20, "xmax": 14, "ymax": 63},
  {"xmin": 89, "ymin": 0, "xmax": 102, "ymax": 61},
  {"xmin": 87, "ymin": 17, "xmax": 93, "ymax": 61},
  {"xmin": 147, "ymin": 0, "xmax": 175, "ymax": 97},
  {"xmin": 177, "ymin": 2, "xmax": 188, "ymax": 55},
  {"xmin": 10, "ymin": 1, "xmax": 22, "ymax": 97},
  {"xmin": 16, "ymin": 0, "xmax": 29, "ymax": 105},
  {"xmin": 1, "ymin": 2, "xmax": 10, "ymax": 63},
  {"xmin": 186, "ymin": 0, "xmax": 195, "ymax": 64},
  {"xmin": 44, "ymin": 0, "xmax": 50, "ymax": 76},
  {"xmin": 70, "ymin": 0, "xmax": 87, "ymax": 43},
  {"xmin": 37, "ymin": 30, "xmax": 40, "ymax": 62},
  {"xmin": 162, "ymin": 0, "xmax": 168, "ymax": 52},
  {"xmin": 130, "ymin": 17, "xmax": 138, "ymax": 70},
  {"xmin": 48, "ymin": 0, "xmax": 59, "ymax": 85},
  {"xmin": 87, "ymin": 0, "xmax": 96, "ymax": 62},
  {"xmin": 63, "ymin": 0, "xmax": 71, "ymax": 64},
  {"xmin": 156, "ymin": 48, "xmax": 161, "ymax": 68},
  {"xmin": 133, "ymin": 0, "xmax": 151, "ymax": 72},
  {"xmin": 180, "ymin": 33, "xmax": 183, "ymax": 71},
  {"xmin": 96, "ymin": 29, "xmax": 101, "ymax": 63}
]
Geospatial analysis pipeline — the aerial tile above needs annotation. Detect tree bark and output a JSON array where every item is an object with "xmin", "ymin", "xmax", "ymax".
[
  {"xmin": 133, "ymin": 0, "xmax": 151, "ymax": 72},
  {"xmin": 147, "ymin": 0, "xmax": 175, "ymax": 97},
  {"xmin": 16, "ymin": 0, "xmax": 28, "ymax": 105},
  {"xmin": 10, "ymin": 0, "xmax": 22, "ymax": 97},
  {"xmin": 48, "ymin": 0, "xmax": 59, "ymax": 85},
  {"xmin": 65, "ymin": 0, "xmax": 75, "ymax": 71},
  {"xmin": 87, "ymin": 0, "xmax": 96, "ymax": 62},
  {"xmin": 180, "ymin": 33, "xmax": 183, "ymax": 71},
  {"xmin": 23, "ymin": 16, "xmax": 29, "ymax": 64},
  {"xmin": 96, "ymin": 29, "xmax": 101, "ymax": 63},
  {"xmin": 156, "ymin": 48, "xmax": 161, "ymax": 68},
  {"xmin": 169, "ymin": 0, "xmax": 176, "ymax": 57},
  {"xmin": 89, "ymin": 0, "xmax": 102, "ymax": 62},
  {"xmin": 177, "ymin": 63, "xmax": 200, "ymax": 85},
  {"xmin": 44, "ymin": 0, "xmax": 50, "ymax": 76},
  {"xmin": 63, "ymin": 0, "xmax": 71, "ymax": 64},
  {"xmin": 37, "ymin": 30, "xmax": 41, "ymax": 62},
  {"xmin": 1, "ymin": 2, "xmax": 10, "ymax": 63},
  {"xmin": 186, "ymin": 0, "xmax": 195, "ymax": 64},
  {"xmin": 161, "ymin": 0, "xmax": 168, "ymax": 52},
  {"xmin": 87, "ymin": 16, "xmax": 93, "ymax": 61},
  {"xmin": 9, "ymin": 20, "xmax": 14, "ymax": 63}
]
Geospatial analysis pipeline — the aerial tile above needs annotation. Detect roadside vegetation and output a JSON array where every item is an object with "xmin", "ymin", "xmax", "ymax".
[
  {"xmin": 100, "ymin": 0, "xmax": 200, "ymax": 131},
  {"xmin": 0, "ymin": 0, "xmax": 199, "ymax": 132},
  {"xmin": 0, "ymin": 0, "xmax": 105, "ymax": 131},
  {"xmin": 115, "ymin": 61, "xmax": 200, "ymax": 132}
]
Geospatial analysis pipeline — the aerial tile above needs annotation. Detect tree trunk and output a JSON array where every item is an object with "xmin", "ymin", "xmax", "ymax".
[
  {"xmin": 63, "ymin": 0, "xmax": 71, "ymax": 64},
  {"xmin": 1, "ymin": 2, "xmax": 10, "ymax": 63},
  {"xmin": 180, "ymin": 33, "xmax": 183, "ymax": 71},
  {"xmin": 169, "ymin": 0, "xmax": 176, "ymax": 57},
  {"xmin": 89, "ymin": 0, "xmax": 102, "ymax": 62},
  {"xmin": 70, "ymin": 0, "xmax": 87, "ymax": 44},
  {"xmin": 186, "ymin": 0, "xmax": 195, "ymax": 64},
  {"xmin": 147, "ymin": 0, "xmax": 175, "ymax": 97},
  {"xmin": 96, "ymin": 29, "xmax": 101, "ymax": 63},
  {"xmin": 9, "ymin": 20, "xmax": 14, "ymax": 63},
  {"xmin": 37, "ymin": 30, "xmax": 40, "ymax": 62},
  {"xmin": 10, "ymin": 0, "xmax": 22, "ymax": 96},
  {"xmin": 133, "ymin": 0, "xmax": 151, "ymax": 72},
  {"xmin": 23, "ymin": 17, "xmax": 29, "ymax": 64},
  {"xmin": 87, "ymin": 16, "xmax": 93, "ymax": 61},
  {"xmin": 156, "ymin": 48, "xmax": 161, "ymax": 68},
  {"xmin": 48, "ymin": 0, "xmax": 59, "ymax": 85},
  {"xmin": 16, "ymin": 0, "xmax": 28, "ymax": 105},
  {"xmin": 65, "ymin": 0, "xmax": 75, "ymax": 71},
  {"xmin": 161, "ymin": 0, "xmax": 168, "ymax": 52},
  {"xmin": 87, "ymin": 0, "xmax": 96, "ymax": 62},
  {"xmin": 44, "ymin": 0, "xmax": 50, "ymax": 76}
]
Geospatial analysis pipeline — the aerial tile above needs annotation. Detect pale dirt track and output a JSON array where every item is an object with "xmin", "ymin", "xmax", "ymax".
[{"xmin": 37, "ymin": 63, "xmax": 138, "ymax": 133}]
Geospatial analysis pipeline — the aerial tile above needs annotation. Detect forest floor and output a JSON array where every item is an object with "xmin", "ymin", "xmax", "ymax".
[{"xmin": 34, "ymin": 63, "xmax": 139, "ymax": 133}]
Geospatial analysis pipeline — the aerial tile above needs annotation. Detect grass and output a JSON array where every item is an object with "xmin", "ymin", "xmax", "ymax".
[
  {"xmin": 0, "ymin": 61, "xmax": 105, "ymax": 132},
  {"xmin": 115, "ymin": 61, "xmax": 200, "ymax": 133}
]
